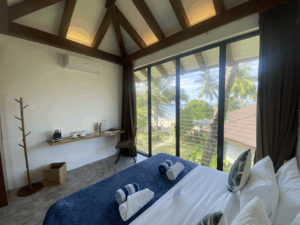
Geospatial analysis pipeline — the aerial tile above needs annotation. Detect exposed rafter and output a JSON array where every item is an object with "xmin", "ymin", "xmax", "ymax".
[
  {"xmin": 59, "ymin": 0, "xmax": 77, "ymax": 38},
  {"xmin": 155, "ymin": 65, "xmax": 169, "ymax": 78},
  {"xmin": 109, "ymin": 4, "xmax": 126, "ymax": 57},
  {"xmin": 115, "ymin": 6, "xmax": 146, "ymax": 49},
  {"xmin": 92, "ymin": 10, "xmax": 112, "ymax": 49},
  {"xmin": 172, "ymin": 60, "xmax": 185, "ymax": 75},
  {"xmin": 8, "ymin": 22, "xmax": 123, "ymax": 65},
  {"xmin": 169, "ymin": 0, "xmax": 190, "ymax": 29},
  {"xmin": 0, "ymin": 0, "xmax": 8, "ymax": 34},
  {"xmin": 194, "ymin": 52, "xmax": 207, "ymax": 68},
  {"xmin": 8, "ymin": 0, "xmax": 64, "ymax": 21},
  {"xmin": 105, "ymin": 0, "xmax": 117, "ymax": 8},
  {"xmin": 213, "ymin": 0, "xmax": 225, "ymax": 14},
  {"xmin": 139, "ymin": 69, "xmax": 149, "ymax": 79},
  {"xmin": 132, "ymin": 0, "xmax": 165, "ymax": 41},
  {"xmin": 124, "ymin": 0, "xmax": 289, "ymax": 64},
  {"xmin": 134, "ymin": 75, "xmax": 141, "ymax": 82}
]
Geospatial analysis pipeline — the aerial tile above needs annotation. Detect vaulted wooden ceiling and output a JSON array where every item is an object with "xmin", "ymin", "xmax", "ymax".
[{"xmin": 0, "ymin": 0, "xmax": 290, "ymax": 66}]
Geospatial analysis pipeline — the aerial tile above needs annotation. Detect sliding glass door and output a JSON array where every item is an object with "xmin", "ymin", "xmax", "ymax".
[
  {"xmin": 150, "ymin": 61, "xmax": 176, "ymax": 156},
  {"xmin": 179, "ymin": 47, "xmax": 220, "ymax": 169},
  {"xmin": 134, "ymin": 31, "xmax": 260, "ymax": 171}
]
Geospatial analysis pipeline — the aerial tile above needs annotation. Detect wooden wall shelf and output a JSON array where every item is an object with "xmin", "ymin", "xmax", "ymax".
[{"xmin": 47, "ymin": 130, "xmax": 125, "ymax": 146}]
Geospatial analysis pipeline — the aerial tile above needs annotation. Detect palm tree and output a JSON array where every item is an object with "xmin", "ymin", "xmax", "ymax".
[
  {"xmin": 231, "ymin": 63, "xmax": 257, "ymax": 108},
  {"xmin": 194, "ymin": 70, "xmax": 219, "ymax": 106},
  {"xmin": 151, "ymin": 77, "xmax": 188, "ymax": 138}
]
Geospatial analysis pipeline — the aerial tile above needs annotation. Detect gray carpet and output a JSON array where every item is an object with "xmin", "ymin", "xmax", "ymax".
[{"xmin": 0, "ymin": 154, "xmax": 147, "ymax": 225}]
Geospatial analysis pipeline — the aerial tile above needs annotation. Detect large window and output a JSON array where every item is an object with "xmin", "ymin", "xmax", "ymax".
[{"xmin": 134, "ymin": 31, "xmax": 259, "ymax": 171}]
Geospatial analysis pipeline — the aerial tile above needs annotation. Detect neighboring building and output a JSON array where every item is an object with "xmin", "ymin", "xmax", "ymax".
[{"xmin": 203, "ymin": 104, "xmax": 257, "ymax": 163}]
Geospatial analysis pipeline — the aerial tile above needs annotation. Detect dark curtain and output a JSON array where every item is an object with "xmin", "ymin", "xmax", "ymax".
[
  {"xmin": 120, "ymin": 63, "xmax": 137, "ymax": 157},
  {"xmin": 255, "ymin": 0, "xmax": 300, "ymax": 171}
]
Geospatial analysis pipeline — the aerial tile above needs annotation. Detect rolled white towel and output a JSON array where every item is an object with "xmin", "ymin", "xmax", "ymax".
[
  {"xmin": 166, "ymin": 162, "xmax": 185, "ymax": 180},
  {"xmin": 119, "ymin": 188, "xmax": 154, "ymax": 221}
]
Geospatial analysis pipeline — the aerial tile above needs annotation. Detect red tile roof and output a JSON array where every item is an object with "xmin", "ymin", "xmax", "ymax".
[{"xmin": 203, "ymin": 103, "xmax": 257, "ymax": 149}]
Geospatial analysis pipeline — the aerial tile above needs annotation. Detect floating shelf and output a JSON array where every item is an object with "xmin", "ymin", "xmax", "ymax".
[{"xmin": 47, "ymin": 130, "xmax": 125, "ymax": 146}]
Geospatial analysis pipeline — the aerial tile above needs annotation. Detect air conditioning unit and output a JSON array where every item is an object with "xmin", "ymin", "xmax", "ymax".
[{"xmin": 64, "ymin": 55, "xmax": 102, "ymax": 75}]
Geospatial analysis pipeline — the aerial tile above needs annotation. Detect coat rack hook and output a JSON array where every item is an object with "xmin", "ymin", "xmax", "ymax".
[
  {"xmin": 15, "ymin": 99, "xmax": 20, "ymax": 103},
  {"xmin": 15, "ymin": 116, "xmax": 22, "ymax": 121},
  {"xmin": 25, "ymin": 132, "xmax": 31, "ymax": 137},
  {"xmin": 19, "ymin": 144, "xmax": 24, "ymax": 148},
  {"xmin": 19, "ymin": 127, "xmax": 23, "ymax": 131},
  {"xmin": 23, "ymin": 105, "xmax": 29, "ymax": 109}
]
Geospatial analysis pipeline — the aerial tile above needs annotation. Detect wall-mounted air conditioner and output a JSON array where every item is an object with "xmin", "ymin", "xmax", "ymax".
[{"xmin": 64, "ymin": 55, "xmax": 102, "ymax": 75}]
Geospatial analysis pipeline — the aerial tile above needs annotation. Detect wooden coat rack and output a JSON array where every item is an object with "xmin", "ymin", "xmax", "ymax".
[{"xmin": 15, "ymin": 98, "xmax": 43, "ymax": 197}]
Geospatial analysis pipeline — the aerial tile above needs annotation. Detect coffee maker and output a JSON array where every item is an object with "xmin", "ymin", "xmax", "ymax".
[{"xmin": 52, "ymin": 129, "xmax": 63, "ymax": 142}]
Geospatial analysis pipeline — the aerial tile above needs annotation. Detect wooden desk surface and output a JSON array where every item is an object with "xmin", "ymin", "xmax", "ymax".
[{"xmin": 47, "ymin": 130, "xmax": 125, "ymax": 146}]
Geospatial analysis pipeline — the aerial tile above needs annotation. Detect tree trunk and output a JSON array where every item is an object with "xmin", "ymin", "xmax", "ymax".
[
  {"xmin": 239, "ymin": 95, "xmax": 244, "ymax": 108},
  {"xmin": 201, "ymin": 64, "xmax": 239, "ymax": 167},
  {"xmin": 155, "ymin": 107, "xmax": 159, "ymax": 138}
]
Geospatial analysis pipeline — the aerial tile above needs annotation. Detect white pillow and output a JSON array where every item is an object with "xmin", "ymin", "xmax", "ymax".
[
  {"xmin": 240, "ymin": 156, "xmax": 279, "ymax": 223},
  {"xmin": 232, "ymin": 196, "xmax": 271, "ymax": 225},
  {"xmin": 273, "ymin": 158, "xmax": 300, "ymax": 225},
  {"xmin": 291, "ymin": 213, "xmax": 300, "ymax": 225},
  {"xmin": 228, "ymin": 149, "xmax": 252, "ymax": 192}
]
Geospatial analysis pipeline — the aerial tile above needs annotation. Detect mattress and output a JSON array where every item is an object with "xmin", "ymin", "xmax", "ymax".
[
  {"xmin": 130, "ymin": 165, "xmax": 236, "ymax": 225},
  {"xmin": 43, "ymin": 153, "xmax": 198, "ymax": 225}
]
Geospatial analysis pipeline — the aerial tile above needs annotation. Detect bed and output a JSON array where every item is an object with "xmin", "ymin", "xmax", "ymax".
[{"xmin": 43, "ymin": 153, "xmax": 198, "ymax": 225}]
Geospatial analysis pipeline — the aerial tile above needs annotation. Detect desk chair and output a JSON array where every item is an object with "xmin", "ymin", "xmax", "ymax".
[{"xmin": 115, "ymin": 127, "xmax": 137, "ymax": 164}]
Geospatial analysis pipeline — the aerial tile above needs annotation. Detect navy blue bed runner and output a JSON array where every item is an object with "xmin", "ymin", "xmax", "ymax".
[{"xmin": 43, "ymin": 153, "xmax": 198, "ymax": 225}]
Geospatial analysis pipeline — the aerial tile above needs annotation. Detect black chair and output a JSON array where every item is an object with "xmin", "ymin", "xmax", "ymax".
[{"xmin": 115, "ymin": 127, "xmax": 137, "ymax": 164}]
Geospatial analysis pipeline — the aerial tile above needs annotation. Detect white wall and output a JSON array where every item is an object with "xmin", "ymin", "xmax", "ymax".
[
  {"xmin": 133, "ymin": 14, "xmax": 259, "ymax": 68},
  {"xmin": 0, "ymin": 35, "xmax": 123, "ymax": 190}
]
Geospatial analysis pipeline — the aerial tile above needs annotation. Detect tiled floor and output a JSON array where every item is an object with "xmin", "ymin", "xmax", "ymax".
[{"xmin": 0, "ymin": 154, "xmax": 148, "ymax": 225}]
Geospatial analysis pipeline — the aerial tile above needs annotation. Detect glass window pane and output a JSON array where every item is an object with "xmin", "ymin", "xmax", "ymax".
[
  {"xmin": 223, "ymin": 36, "xmax": 259, "ymax": 173},
  {"xmin": 180, "ymin": 47, "xmax": 220, "ymax": 169},
  {"xmin": 135, "ymin": 69, "xmax": 149, "ymax": 155},
  {"xmin": 151, "ymin": 61, "xmax": 176, "ymax": 156}
]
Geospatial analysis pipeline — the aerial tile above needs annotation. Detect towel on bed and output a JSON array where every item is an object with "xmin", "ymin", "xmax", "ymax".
[
  {"xmin": 115, "ymin": 183, "xmax": 139, "ymax": 205},
  {"xmin": 119, "ymin": 188, "xmax": 154, "ymax": 221},
  {"xmin": 158, "ymin": 160, "xmax": 173, "ymax": 174},
  {"xmin": 167, "ymin": 162, "xmax": 185, "ymax": 180}
]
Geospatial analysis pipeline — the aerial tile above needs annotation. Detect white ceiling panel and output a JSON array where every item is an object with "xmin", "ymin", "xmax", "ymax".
[
  {"xmin": 224, "ymin": 0, "xmax": 249, "ymax": 10},
  {"xmin": 231, "ymin": 36, "xmax": 259, "ymax": 61},
  {"xmin": 135, "ymin": 71, "xmax": 147, "ymax": 81},
  {"xmin": 14, "ymin": 1, "xmax": 65, "ymax": 35},
  {"xmin": 182, "ymin": 0, "xmax": 216, "ymax": 26},
  {"xmin": 98, "ymin": 23, "xmax": 121, "ymax": 56},
  {"xmin": 120, "ymin": 27, "xmax": 140, "ymax": 55},
  {"xmin": 181, "ymin": 54, "xmax": 200, "ymax": 71},
  {"xmin": 67, "ymin": 0, "xmax": 106, "ymax": 46},
  {"xmin": 202, "ymin": 47, "xmax": 219, "ymax": 67},
  {"xmin": 162, "ymin": 62, "xmax": 176, "ymax": 75},
  {"xmin": 151, "ymin": 66, "xmax": 162, "ymax": 78},
  {"xmin": 145, "ymin": 0, "xmax": 181, "ymax": 37},
  {"xmin": 116, "ymin": 0, "xmax": 158, "ymax": 46}
]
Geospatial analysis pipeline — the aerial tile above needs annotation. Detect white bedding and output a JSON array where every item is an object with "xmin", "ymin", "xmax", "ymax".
[{"xmin": 130, "ymin": 166, "xmax": 236, "ymax": 225}]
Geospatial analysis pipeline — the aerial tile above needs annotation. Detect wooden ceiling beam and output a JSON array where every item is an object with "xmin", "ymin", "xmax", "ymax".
[
  {"xmin": 115, "ymin": 6, "xmax": 146, "ymax": 49},
  {"xmin": 139, "ymin": 69, "xmax": 149, "ymax": 79},
  {"xmin": 8, "ymin": 0, "xmax": 64, "ymax": 21},
  {"xmin": 8, "ymin": 22, "xmax": 123, "ymax": 65},
  {"xmin": 134, "ymin": 75, "xmax": 141, "ymax": 82},
  {"xmin": 194, "ymin": 52, "xmax": 207, "ymax": 68},
  {"xmin": 132, "ymin": 0, "xmax": 165, "ymax": 41},
  {"xmin": 59, "ymin": 0, "xmax": 77, "ymax": 38},
  {"xmin": 109, "ymin": 4, "xmax": 126, "ymax": 57},
  {"xmin": 124, "ymin": 0, "xmax": 289, "ymax": 64},
  {"xmin": 0, "ymin": 0, "xmax": 8, "ymax": 34},
  {"xmin": 169, "ymin": 0, "xmax": 190, "ymax": 29},
  {"xmin": 92, "ymin": 10, "xmax": 112, "ymax": 49},
  {"xmin": 155, "ymin": 65, "xmax": 169, "ymax": 78},
  {"xmin": 105, "ymin": 0, "xmax": 117, "ymax": 8},
  {"xmin": 213, "ymin": 0, "xmax": 225, "ymax": 14}
]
